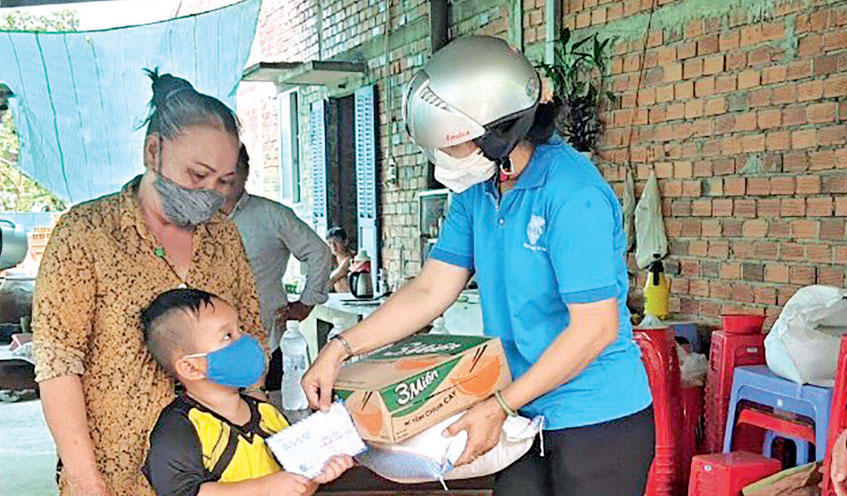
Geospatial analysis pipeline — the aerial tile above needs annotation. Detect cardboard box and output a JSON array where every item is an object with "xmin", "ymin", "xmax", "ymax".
[{"xmin": 335, "ymin": 334, "xmax": 511, "ymax": 443}]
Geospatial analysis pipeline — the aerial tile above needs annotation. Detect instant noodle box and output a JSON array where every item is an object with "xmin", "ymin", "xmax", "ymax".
[{"xmin": 335, "ymin": 334, "xmax": 511, "ymax": 443}]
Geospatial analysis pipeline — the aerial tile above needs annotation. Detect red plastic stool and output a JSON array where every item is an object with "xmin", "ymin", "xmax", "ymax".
[
  {"xmin": 635, "ymin": 328, "xmax": 684, "ymax": 496},
  {"xmin": 688, "ymin": 452, "xmax": 781, "ymax": 496},
  {"xmin": 821, "ymin": 336, "xmax": 847, "ymax": 496},
  {"xmin": 704, "ymin": 331, "xmax": 766, "ymax": 452}
]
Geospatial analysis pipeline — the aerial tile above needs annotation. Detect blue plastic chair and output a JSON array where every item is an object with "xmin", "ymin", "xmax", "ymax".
[
  {"xmin": 762, "ymin": 431, "xmax": 812, "ymax": 464},
  {"xmin": 722, "ymin": 365, "xmax": 833, "ymax": 462}
]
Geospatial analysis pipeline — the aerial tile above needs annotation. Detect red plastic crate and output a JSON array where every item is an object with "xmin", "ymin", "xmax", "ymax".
[
  {"xmin": 704, "ymin": 331, "xmax": 766, "ymax": 452},
  {"xmin": 635, "ymin": 328, "xmax": 684, "ymax": 496},
  {"xmin": 688, "ymin": 452, "xmax": 781, "ymax": 496},
  {"xmin": 821, "ymin": 336, "xmax": 847, "ymax": 496}
]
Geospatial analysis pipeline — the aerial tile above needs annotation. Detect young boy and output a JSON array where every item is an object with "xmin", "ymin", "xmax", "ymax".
[{"xmin": 141, "ymin": 288, "xmax": 353, "ymax": 496}]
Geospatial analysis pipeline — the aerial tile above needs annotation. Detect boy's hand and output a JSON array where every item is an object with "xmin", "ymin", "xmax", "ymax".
[
  {"xmin": 264, "ymin": 472, "xmax": 313, "ymax": 496},
  {"xmin": 312, "ymin": 455, "xmax": 355, "ymax": 484}
]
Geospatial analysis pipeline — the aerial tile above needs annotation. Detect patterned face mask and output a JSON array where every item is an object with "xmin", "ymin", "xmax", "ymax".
[{"xmin": 154, "ymin": 169, "xmax": 225, "ymax": 229}]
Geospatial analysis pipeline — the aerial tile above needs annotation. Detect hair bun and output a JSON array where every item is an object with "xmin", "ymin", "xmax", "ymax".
[{"xmin": 144, "ymin": 68, "xmax": 195, "ymax": 107}]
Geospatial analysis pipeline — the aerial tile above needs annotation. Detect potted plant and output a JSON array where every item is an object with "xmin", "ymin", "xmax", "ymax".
[{"xmin": 537, "ymin": 28, "xmax": 616, "ymax": 157}]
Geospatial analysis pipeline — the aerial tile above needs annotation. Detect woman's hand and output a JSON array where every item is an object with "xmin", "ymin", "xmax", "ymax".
[
  {"xmin": 444, "ymin": 398, "xmax": 506, "ymax": 467},
  {"xmin": 831, "ymin": 430, "xmax": 847, "ymax": 496},
  {"xmin": 302, "ymin": 339, "xmax": 347, "ymax": 411},
  {"xmin": 65, "ymin": 468, "xmax": 112, "ymax": 496},
  {"xmin": 312, "ymin": 455, "xmax": 355, "ymax": 485}
]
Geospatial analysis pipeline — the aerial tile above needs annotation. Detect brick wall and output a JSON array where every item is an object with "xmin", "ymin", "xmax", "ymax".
[{"xmin": 567, "ymin": 0, "xmax": 847, "ymax": 327}]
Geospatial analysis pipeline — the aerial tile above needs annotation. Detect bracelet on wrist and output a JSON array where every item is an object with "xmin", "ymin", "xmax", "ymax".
[
  {"xmin": 493, "ymin": 390, "xmax": 518, "ymax": 417},
  {"xmin": 333, "ymin": 334, "xmax": 355, "ymax": 359}
]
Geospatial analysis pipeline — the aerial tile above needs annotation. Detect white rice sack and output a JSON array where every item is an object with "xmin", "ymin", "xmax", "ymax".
[{"xmin": 357, "ymin": 411, "xmax": 543, "ymax": 484}]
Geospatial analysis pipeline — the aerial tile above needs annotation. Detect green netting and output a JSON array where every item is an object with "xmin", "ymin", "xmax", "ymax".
[{"xmin": 0, "ymin": 0, "xmax": 260, "ymax": 203}]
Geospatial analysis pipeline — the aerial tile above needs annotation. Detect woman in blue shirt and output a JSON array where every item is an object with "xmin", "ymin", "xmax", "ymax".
[{"xmin": 303, "ymin": 36, "xmax": 654, "ymax": 496}]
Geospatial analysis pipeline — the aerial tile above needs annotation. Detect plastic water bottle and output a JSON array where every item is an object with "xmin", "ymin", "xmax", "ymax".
[{"xmin": 281, "ymin": 320, "xmax": 310, "ymax": 415}]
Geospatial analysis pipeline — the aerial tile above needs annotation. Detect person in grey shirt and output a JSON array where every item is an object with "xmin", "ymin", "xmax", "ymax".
[{"xmin": 222, "ymin": 145, "xmax": 332, "ymax": 396}]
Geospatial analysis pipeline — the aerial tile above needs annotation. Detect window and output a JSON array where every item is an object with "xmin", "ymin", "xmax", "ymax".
[{"xmin": 279, "ymin": 89, "xmax": 301, "ymax": 205}]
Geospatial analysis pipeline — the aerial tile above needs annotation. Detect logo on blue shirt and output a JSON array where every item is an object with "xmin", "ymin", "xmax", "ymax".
[{"xmin": 523, "ymin": 215, "xmax": 547, "ymax": 252}]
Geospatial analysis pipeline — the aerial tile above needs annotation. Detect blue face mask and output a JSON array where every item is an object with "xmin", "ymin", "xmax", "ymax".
[{"xmin": 185, "ymin": 335, "xmax": 265, "ymax": 388}]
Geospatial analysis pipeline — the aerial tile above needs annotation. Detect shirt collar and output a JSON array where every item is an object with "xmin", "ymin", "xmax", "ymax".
[{"xmin": 228, "ymin": 191, "xmax": 250, "ymax": 219}]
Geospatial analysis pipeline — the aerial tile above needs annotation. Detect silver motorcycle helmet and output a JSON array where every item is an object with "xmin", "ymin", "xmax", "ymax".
[{"xmin": 403, "ymin": 36, "xmax": 541, "ymax": 171}]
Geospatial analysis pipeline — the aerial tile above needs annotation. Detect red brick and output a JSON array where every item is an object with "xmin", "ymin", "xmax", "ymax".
[
  {"xmin": 714, "ymin": 158, "xmax": 736, "ymax": 176},
  {"xmin": 792, "ymin": 220, "xmax": 819, "ymax": 239},
  {"xmin": 710, "ymin": 240, "xmax": 730, "ymax": 258},
  {"xmin": 575, "ymin": 11, "xmax": 591, "ymax": 28},
  {"xmin": 819, "ymin": 266, "xmax": 846, "ymax": 287},
  {"xmin": 824, "ymin": 76, "xmax": 847, "ymax": 98},
  {"xmin": 837, "ymin": 197, "xmax": 847, "ymax": 216},
  {"xmin": 677, "ymin": 41, "xmax": 697, "ymax": 60},
  {"xmin": 686, "ymin": 19, "xmax": 704, "ymax": 39},
  {"xmin": 742, "ymin": 135, "xmax": 765, "ymax": 153},
  {"xmin": 761, "ymin": 65, "xmax": 787, "ymax": 85},
  {"xmin": 754, "ymin": 241, "xmax": 779, "ymax": 259},
  {"xmin": 695, "ymin": 77, "xmax": 716, "ymax": 97},
  {"xmin": 713, "ymin": 199, "xmax": 733, "ymax": 216},
  {"xmin": 807, "ymin": 102, "xmax": 837, "ymax": 123},
  {"xmin": 700, "ymin": 54, "xmax": 723, "ymax": 75},
  {"xmin": 682, "ymin": 179, "xmax": 702, "ymax": 197},
  {"xmin": 745, "ymin": 177, "xmax": 769, "ymax": 196},
  {"xmin": 689, "ymin": 279, "xmax": 709, "ymax": 297},
  {"xmin": 721, "ymin": 262, "xmax": 742, "ymax": 280},
  {"xmin": 783, "ymin": 105, "xmax": 807, "ymax": 126},
  {"xmin": 811, "ymin": 151, "xmax": 836, "ymax": 171},
  {"xmin": 792, "ymin": 129, "xmax": 817, "ymax": 149},
  {"xmin": 820, "ymin": 219, "xmax": 846, "ymax": 241},
  {"xmin": 683, "ymin": 58, "xmax": 703, "ymax": 79},
  {"xmin": 709, "ymin": 280, "xmax": 732, "ymax": 298},
  {"xmin": 771, "ymin": 177, "xmax": 796, "ymax": 195},
  {"xmin": 726, "ymin": 51, "xmax": 747, "ymax": 71},
  {"xmin": 663, "ymin": 62, "xmax": 682, "ymax": 82},
  {"xmin": 807, "ymin": 197, "xmax": 834, "ymax": 216},
  {"xmin": 735, "ymin": 199, "xmax": 757, "ymax": 218},
  {"xmin": 797, "ymin": 80, "xmax": 824, "ymax": 102},
  {"xmin": 740, "ymin": 25, "xmax": 763, "ymax": 47},
  {"xmin": 724, "ymin": 220, "xmax": 743, "ymax": 237},
  {"xmin": 749, "ymin": 88, "xmax": 772, "ymax": 107},
  {"xmin": 781, "ymin": 198, "xmax": 807, "ymax": 217},
  {"xmin": 702, "ymin": 220, "xmax": 722, "ymax": 237},
  {"xmin": 754, "ymin": 286, "xmax": 777, "ymax": 306},
  {"xmin": 785, "ymin": 152, "xmax": 812, "ymax": 173},
  {"xmin": 816, "ymin": 54, "xmax": 840, "ymax": 76},
  {"xmin": 716, "ymin": 74, "xmax": 737, "ymax": 93},
  {"xmin": 657, "ymin": 46, "xmax": 676, "ymax": 64},
  {"xmin": 765, "ymin": 263, "xmax": 790, "ymax": 283},
  {"xmin": 761, "ymin": 21, "xmax": 785, "ymax": 41},
  {"xmin": 824, "ymin": 30, "xmax": 847, "ymax": 51},
  {"xmin": 734, "ymin": 112, "xmax": 757, "ymax": 132},
  {"xmin": 757, "ymin": 109, "xmax": 782, "ymax": 129},
  {"xmin": 757, "ymin": 198, "xmax": 780, "ymax": 218},
  {"xmin": 797, "ymin": 175, "xmax": 822, "ymax": 194},
  {"xmin": 674, "ymin": 161, "xmax": 694, "ymax": 178},
  {"xmin": 682, "ymin": 219, "xmax": 701, "ymax": 237},
  {"xmin": 666, "ymin": 102, "xmax": 685, "ymax": 120},
  {"xmin": 766, "ymin": 131, "xmax": 791, "ymax": 151},
  {"xmin": 772, "ymin": 85, "xmax": 797, "ymax": 104},
  {"xmin": 690, "ymin": 199, "xmax": 710, "ymax": 217},
  {"xmin": 725, "ymin": 177, "xmax": 746, "ymax": 196},
  {"xmin": 778, "ymin": 285, "xmax": 801, "ymax": 306},
  {"xmin": 790, "ymin": 265, "xmax": 817, "ymax": 285},
  {"xmin": 787, "ymin": 60, "xmax": 813, "ymax": 80},
  {"xmin": 704, "ymin": 97, "xmax": 727, "ymax": 116},
  {"xmin": 655, "ymin": 84, "xmax": 674, "ymax": 103},
  {"xmin": 783, "ymin": 244, "xmax": 807, "ymax": 261},
  {"xmin": 731, "ymin": 283, "xmax": 755, "ymax": 303},
  {"xmin": 823, "ymin": 174, "xmax": 847, "ymax": 194},
  {"xmin": 807, "ymin": 244, "xmax": 832, "ymax": 263},
  {"xmin": 798, "ymin": 34, "xmax": 823, "ymax": 57},
  {"xmin": 819, "ymin": 126, "xmax": 847, "ymax": 146},
  {"xmin": 743, "ymin": 220, "xmax": 768, "ymax": 238},
  {"xmin": 591, "ymin": 7, "xmax": 607, "ymax": 25},
  {"xmin": 719, "ymin": 30, "xmax": 740, "ymax": 51},
  {"xmin": 738, "ymin": 69, "xmax": 761, "ymax": 89},
  {"xmin": 689, "ymin": 240, "xmax": 709, "ymax": 257},
  {"xmin": 684, "ymin": 100, "xmax": 703, "ymax": 119}
]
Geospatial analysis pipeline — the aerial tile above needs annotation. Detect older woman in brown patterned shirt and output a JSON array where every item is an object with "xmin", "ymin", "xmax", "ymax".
[{"xmin": 33, "ymin": 71, "xmax": 263, "ymax": 496}]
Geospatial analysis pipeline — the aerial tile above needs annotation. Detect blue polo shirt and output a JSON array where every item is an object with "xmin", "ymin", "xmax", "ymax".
[{"xmin": 430, "ymin": 140, "xmax": 652, "ymax": 430}]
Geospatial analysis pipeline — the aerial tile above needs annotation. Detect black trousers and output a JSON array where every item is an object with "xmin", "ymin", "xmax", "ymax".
[{"xmin": 495, "ymin": 405, "xmax": 655, "ymax": 496}]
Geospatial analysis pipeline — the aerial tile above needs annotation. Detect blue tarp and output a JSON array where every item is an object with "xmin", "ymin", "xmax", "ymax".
[{"xmin": 0, "ymin": 0, "xmax": 260, "ymax": 204}]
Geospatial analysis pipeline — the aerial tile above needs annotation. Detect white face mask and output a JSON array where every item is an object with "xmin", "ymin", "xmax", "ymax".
[{"xmin": 432, "ymin": 148, "xmax": 497, "ymax": 193}]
